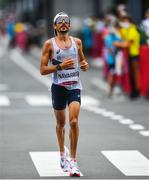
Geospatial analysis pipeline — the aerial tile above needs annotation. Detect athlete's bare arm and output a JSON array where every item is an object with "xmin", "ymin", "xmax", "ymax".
[
  {"xmin": 40, "ymin": 40, "xmax": 75, "ymax": 75},
  {"xmin": 75, "ymin": 38, "xmax": 89, "ymax": 71},
  {"xmin": 40, "ymin": 40, "xmax": 55, "ymax": 75}
]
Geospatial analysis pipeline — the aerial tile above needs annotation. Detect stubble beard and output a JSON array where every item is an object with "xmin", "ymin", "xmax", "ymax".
[{"xmin": 58, "ymin": 29, "xmax": 69, "ymax": 35}]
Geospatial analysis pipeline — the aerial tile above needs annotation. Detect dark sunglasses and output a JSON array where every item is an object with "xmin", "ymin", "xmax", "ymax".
[{"xmin": 55, "ymin": 16, "xmax": 70, "ymax": 24}]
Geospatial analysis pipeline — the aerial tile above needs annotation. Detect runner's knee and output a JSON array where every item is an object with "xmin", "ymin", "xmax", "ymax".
[
  {"xmin": 69, "ymin": 118, "xmax": 78, "ymax": 128},
  {"xmin": 57, "ymin": 120, "xmax": 66, "ymax": 128}
]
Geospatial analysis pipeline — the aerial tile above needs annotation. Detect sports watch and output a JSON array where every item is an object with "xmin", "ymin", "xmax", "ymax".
[{"xmin": 56, "ymin": 64, "xmax": 62, "ymax": 70}]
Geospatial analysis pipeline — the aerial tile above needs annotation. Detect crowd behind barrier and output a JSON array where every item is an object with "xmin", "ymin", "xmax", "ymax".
[{"xmin": 80, "ymin": 7, "xmax": 149, "ymax": 99}]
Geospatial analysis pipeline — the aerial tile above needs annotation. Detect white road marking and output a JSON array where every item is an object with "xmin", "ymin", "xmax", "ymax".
[
  {"xmin": 119, "ymin": 119, "xmax": 134, "ymax": 125},
  {"xmin": 0, "ymin": 84, "xmax": 8, "ymax": 91},
  {"xmin": 0, "ymin": 95, "xmax": 10, "ymax": 106},
  {"xmin": 101, "ymin": 150, "xmax": 149, "ymax": 176},
  {"xmin": 81, "ymin": 95, "xmax": 100, "ymax": 107},
  {"xmin": 82, "ymin": 106, "xmax": 117, "ymax": 119},
  {"xmin": 82, "ymin": 104, "xmax": 148, "ymax": 137},
  {"xmin": 101, "ymin": 111, "xmax": 115, "ymax": 117},
  {"xmin": 82, "ymin": 106, "xmax": 105, "ymax": 113},
  {"xmin": 29, "ymin": 151, "xmax": 83, "ymax": 177},
  {"xmin": 82, "ymin": 106, "xmax": 116, "ymax": 118},
  {"xmin": 139, "ymin": 131, "xmax": 149, "ymax": 136},
  {"xmin": 25, "ymin": 95, "xmax": 52, "ymax": 106},
  {"xmin": 10, "ymin": 49, "xmax": 51, "ymax": 88},
  {"xmin": 129, "ymin": 124, "xmax": 145, "ymax": 130},
  {"xmin": 110, "ymin": 115, "xmax": 124, "ymax": 120},
  {"xmin": 100, "ymin": 110, "xmax": 115, "ymax": 117}
]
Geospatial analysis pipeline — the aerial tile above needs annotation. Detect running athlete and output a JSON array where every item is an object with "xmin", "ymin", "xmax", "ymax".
[{"xmin": 40, "ymin": 12, "xmax": 89, "ymax": 177}]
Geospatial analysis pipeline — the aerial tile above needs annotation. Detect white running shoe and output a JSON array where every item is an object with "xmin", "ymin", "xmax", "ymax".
[
  {"xmin": 69, "ymin": 159, "xmax": 81, "ymax": 177},
  {"xmin": 60, "ymin": 146, "xmax": 70, "ymax": 172},
  {"xmin": 60, "ymin": 157, "xmax": 70, "ymax": 172}
]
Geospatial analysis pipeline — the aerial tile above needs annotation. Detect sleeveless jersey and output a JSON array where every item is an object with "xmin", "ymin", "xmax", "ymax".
[{"xmin": 50, "ymin": 37, "xmax": 82, "ymax": 90}]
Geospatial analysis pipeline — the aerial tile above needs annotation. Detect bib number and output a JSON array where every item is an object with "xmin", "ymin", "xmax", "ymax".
[{"xmin": 57, "ymin": 69, "xmax": 79, "ymax": 84}]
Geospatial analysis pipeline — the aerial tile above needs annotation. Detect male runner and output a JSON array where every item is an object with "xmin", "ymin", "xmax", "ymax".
[{"xmin": 40, "ymin": 12, "xmax": 89, "ymax": 177}]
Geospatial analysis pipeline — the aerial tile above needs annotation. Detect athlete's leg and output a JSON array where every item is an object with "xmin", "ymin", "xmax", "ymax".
[
  {"xmin": 54, "ymin": 109, "xmax": 66, "ymax": 153},
  {"xmin": 68, "ymin": 102, "xmax": 80, "ymax": 159},
  {"xmin": 54, "ymin": 108, "xmax": 70, "ymax": 172},
  {"xmin": 51, "ymin": 84, "xmax": 67, "ymax": 153}
]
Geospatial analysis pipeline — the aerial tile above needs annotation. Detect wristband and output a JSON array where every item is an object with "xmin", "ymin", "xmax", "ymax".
[{"xmin": 56, "ymin": 64, "xmax": 62, "ymax": 70}]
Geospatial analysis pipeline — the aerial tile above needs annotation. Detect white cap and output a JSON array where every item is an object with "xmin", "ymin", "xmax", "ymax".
[{"xmin": 53, "ymin": 12, "xmax": 70, "ymax": 24}]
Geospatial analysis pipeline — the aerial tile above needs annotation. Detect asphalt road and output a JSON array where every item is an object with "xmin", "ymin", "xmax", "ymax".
[{"xmin": 0, "ymin": 41, "xmax": 149, "ymax": 179}]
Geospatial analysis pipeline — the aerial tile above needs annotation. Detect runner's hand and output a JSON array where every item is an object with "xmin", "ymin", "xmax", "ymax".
[
  {"xmin": 61, "ymin": 58, "xmax": 75, "ymax": 69},
  {"xmin": 80, "ymin": 60, "xmax": 89, "ymax": 71}
]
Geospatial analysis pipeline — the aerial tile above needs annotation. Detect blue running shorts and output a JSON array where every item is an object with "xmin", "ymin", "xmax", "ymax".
[{"xmin": 51, "ymin": 84, "xmax": 81, "ymax": 110}]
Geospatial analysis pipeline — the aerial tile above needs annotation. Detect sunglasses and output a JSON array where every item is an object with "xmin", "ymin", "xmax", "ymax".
[{"xmin": 55, "ymin": 16, "xmax": 70, "ymax": 24}]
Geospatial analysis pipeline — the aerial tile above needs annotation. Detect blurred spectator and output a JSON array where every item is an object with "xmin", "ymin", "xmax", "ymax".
[
  {"xmin": 114, "ymin": 15, "xmax": 140, "ymax": 99},
  {"xmin": 91, "ymin": 18, "xmax": 104, "ymax": 60},
  {"xmin": 116, "ymin": 4, "xmax": 127, "ymax": 19},
  {"xmin": 141, "ymin": 8, "xmax": 149, "ymax": 44},
  {"xmin": 6, "ymin": 16, "xmax": 15, "ymax": 48},
  {"xmin": 104, "ymin": 22, "xmax": 122, "ymax": 96},
  {"xmin": 0, "ymin": 17, "xmax": 6, "ymax": 36},
  {"xmin": 15, "ymin": 22, "xmax": 28, "ymax": 51},
  {"xmin": 101, "ymin": 14, "xmax": 118, "ymax": 79},
  {"xmin": 81, "ymin": 18, "xmax": 93, "ymax": 56}
]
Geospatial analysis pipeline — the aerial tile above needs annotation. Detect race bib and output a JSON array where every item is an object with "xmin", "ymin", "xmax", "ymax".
[{"xmin": 57, "ymin": 69, "xmax": 79, "ymax": 84}]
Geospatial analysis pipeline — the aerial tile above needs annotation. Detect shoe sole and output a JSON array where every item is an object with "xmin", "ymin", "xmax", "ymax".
[
  {"xmin": 63, "ymin": 169, "xmax": 69, "ymax": 172},
  {"xmin": 70, "ymin": 173, "xmax": 80, "ymax": 177}
]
